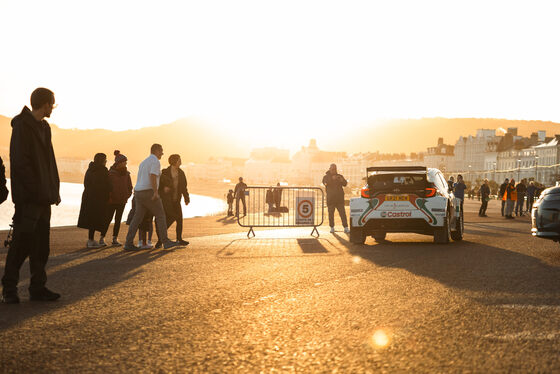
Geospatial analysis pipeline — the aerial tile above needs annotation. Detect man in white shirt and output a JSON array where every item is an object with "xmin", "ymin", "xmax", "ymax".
[{"xmin": 124, "ymin": 144, "xmax": 178, "ymax": 250}]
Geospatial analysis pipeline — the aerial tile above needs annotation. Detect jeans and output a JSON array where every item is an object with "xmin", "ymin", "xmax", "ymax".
[
  {"xmin": 501, "ymin": 200, "xmax": 506, "ymax": 216},
  {"xmin": 125, "ymin": 190, "xmax": 168, "ymax": 246},
  {"xmin": 515, "ymin": 198, "xmax": 525, "ymax": 215},
  {"xmin": 479, "ymin": 199, "xmax": 488, "ymax": 215},
  {"xmin": 328, "ymin": 201, "xmax": 348, "ymax": 228},
  {"xmin": 2, "ymin": 204, "xmax": 51, "ymax": 294},
  {"xmin": 505, "ymin": 200, "xmax": 515, "ymax": 216},
  {"xmin": 102, "ymin": 203, "xmax": 126, "ymax": 237},
  {"xmin": 235, "ymin": 196, "xmax": 246, "ymax": 216},
  {"xmin": 526, "ymin": 196, "xmax": 535, "ymax": 212}
]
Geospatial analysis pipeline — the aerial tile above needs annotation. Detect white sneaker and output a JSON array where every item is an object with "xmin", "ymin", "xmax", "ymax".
[
  {"xmin": 87, "ymin": 240, "xmax": 102, "ymax": 249},
  {"xmin": 330, "ymin": 227, "xmax": 335, "ymax": 233},
  {"xmin": 140, "ymin": 243, "xmax": 153, "ymax": 250},
  {"xmin": 344, "ymin": 227, "xmax": 350, "ymax": 234},
  {"xmin": 138, "ymin": 240, "xmax": 144, "ymax": 247},
  {"xmin": 147, "ymin": 240, "xmax": 153, "ymax": 247},
  {"xmin": 99, "ymin": 237, "xmax": 107, "ymax": 246}
]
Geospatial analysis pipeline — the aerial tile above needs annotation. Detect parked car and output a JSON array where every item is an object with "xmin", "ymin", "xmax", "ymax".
[
  {"xmin": 531, "ymin": 186, "xmax": 560, "ymax": 242},
  {"xmin": 349, "ymin": 166, "xmax": 463, "ymax": 244}
]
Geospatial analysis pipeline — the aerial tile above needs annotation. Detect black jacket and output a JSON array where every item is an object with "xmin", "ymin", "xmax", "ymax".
[
  {"xmin": 159, "ymin": 166, "xmax": 189, "ymax": 205},
  {"xmin": 322, "ymin": 171, "xmax": 348, "ymax": 205},
  {"xmin": 480, "ymin": 184, "xmax": 490, "ymax": 199},
  {"xmin": 0, "ymin": 156, "xmax": 8, "ymax": 204},
  {"xmin": 9, "ymin": 106, "xmax": 60, "ymax": 205},
  {"xmin": 499, "ymin": 182, "xmax": 508, "ymax": 198},
  {"xmin": 77, "ymin": 162, "xmax": 111, "ymax": 231}
]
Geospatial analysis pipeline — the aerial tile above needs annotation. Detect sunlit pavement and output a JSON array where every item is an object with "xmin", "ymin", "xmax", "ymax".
[{"xmin": 1, "ymin": 199, "xmax": 560, "ymax": 372}]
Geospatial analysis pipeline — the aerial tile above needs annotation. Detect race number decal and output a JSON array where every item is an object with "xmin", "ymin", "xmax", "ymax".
[{"xmin": 296, "ymin": 197, "xmax": 315, "ymax": 225}]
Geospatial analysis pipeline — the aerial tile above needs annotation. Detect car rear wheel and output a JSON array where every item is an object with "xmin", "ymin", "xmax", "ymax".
[
  {"xmin": 350, "ymin": 225, "xmax": 366, "ymax": 244},
  {"xmin": 451, "ymin": 208, "xmax": 464, "ymax": 241},
  {"xmin": 372, "ymin": 231, "xmax": 386, "ymax": 242},
  {"xmin": 434, "ymin": 210, "xmax": 450, "ymax": 244}
]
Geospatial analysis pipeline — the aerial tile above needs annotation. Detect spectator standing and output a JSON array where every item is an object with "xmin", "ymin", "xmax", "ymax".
[
  {"xmin": 504, "ymin": 178, "xmax": 517, "ymax": 219},
  {"xmin": 323, "ymin": 163, "xmax": 349, "ymax": 234},
  {"xmin": 499, "ymin": 178, "xmax": 509, "ymax": 216},
  {"xmin": 479, "ymin": 179, "xmax": 490, "ymax": 217},
  {"xmin": 101, "ymin": 150, "xmax": 132, "ymax": 246},
  {"xmin": 447, "ymin": 176, "xmax": 454, "ymax": 192},
  {"xmin": 515, "ymin": 179, "xmax": 527, "ymax": 216},
  {"xmin": 2, "ymin": 88, "xmax": 61, "ymax": 303},
  {"xmin": 453, "ymin": 175, "xmax": 467, "ymax": 211},
  {"xmin": 226, "ymin": 189, "xmax": 234, "ymax": 216},
  {"xmin": 124, "ymin": 144, "xmax": 178, "ymax": 251},
  {"xmin": 273, "ymin": 182, "xmax": 283, "ymax": 209},
  {"xmin": 526, "ymin": 181, "xmax": 537, "ymax": 212},
  {"xmin": 0, "ymin": 156, "xmax": 8, "ymax": 205},
  {"xmin": 234, "ymin": 177, "xmax": 248, "ymax": 217},
  {"xmin": 156, "ymin": 154, "xmax": 190, "ymax": 247},
  {"xmin": 77, "ymin": 153, "xmax": 111, "ymax": 248}
]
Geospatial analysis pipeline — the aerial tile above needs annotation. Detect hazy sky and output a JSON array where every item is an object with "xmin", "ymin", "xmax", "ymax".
[{"xmin": 1, "ymin": 0, "xmax": 559, "ymax": 146}]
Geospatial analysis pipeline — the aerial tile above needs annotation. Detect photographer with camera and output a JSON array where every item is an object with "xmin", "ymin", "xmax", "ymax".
[
  {"xmin": 323, "ymin": 163, "xmax": 349, "ymax": 234},
  {"xmin": 0, "ymin": 156, "xmax": 8, "ymax": 205}
]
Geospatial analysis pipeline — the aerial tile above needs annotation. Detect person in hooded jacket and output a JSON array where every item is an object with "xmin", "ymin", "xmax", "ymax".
[
  {"xmin": 0, "ymin": 156, "xmax": 8, "ymax": 205},
  {"xmin": 322, "ymin": 163, "xmax": 349, "ymax": 234},
  {"xmin": 101, "ymin": 150, "xmax": 133, "ymax": 246},
  {"xmin": 2, "ymin": 88, "xmax": 61, "ymax": 304},
  {"xmin": 77, "ymin": 153, "xmax": 111, "ymax": 248}
]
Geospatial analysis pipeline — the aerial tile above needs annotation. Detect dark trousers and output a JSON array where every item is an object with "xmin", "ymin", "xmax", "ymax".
[
  {"xmin": 328, "ymin": 201, "xmax": 348, "ymax": 228},
  {"xmin": 527, "ymin": 196, "xmax": 534, "ymax": 212},
  {"xmin": 227, "ymin": 202, "xmax": 233, "ymax": 216},
  {"xmin": 479, "ymin": 199, "xmax": 488, "ymax": 215},
  {"xmin": 501, "ymin": 200, "xmax": 506, "ymax": 216},
  {"xmin": 2, "ymin": 204, "xmax": 51, "ymax": 294},
  {"xmin": 163, "ymin": 200, "xmax": 183, "ymax": 240},
  {"xmin": 235, "ymin": 196, "xmax": 246, "ymax": 216},
  {"xmin": 516, "ymin": 198, "xmax": 525, "ymax": 215},
  {"xmin": 102, "ymin": 203, "xmax": 126, "ymax": 237}
]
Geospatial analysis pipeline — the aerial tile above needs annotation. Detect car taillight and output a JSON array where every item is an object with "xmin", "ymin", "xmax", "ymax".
[
  {"xmin": 361, "ymin": 186, "xmax": 372, "ymax": 198},
  {"xmin": 425, "ymin": 187, "xmax": 437, "ymax": 197}
]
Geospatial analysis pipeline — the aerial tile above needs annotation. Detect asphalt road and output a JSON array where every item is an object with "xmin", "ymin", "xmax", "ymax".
[{"xmin": 1, "ymin": 199, "xmax": 559, "ymax": 373}]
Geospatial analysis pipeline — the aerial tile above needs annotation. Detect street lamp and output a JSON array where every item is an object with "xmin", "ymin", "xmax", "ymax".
[
  {"xmin": 517, "ymin": 159, "xmax": 521, "ymax": 181},
  {"xmin": 493, "ymin": 161, "xmax": 497, "ymax": 183},
  {"xmin": 468, "ymin": 165, "xmax": 472, "ymax": 182},
  {"xmin": 534, "ymin": 155, "xmax": 539, "ymax": 181}
]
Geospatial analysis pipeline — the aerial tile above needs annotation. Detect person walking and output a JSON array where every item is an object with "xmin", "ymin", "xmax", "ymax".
[
  {"xmin": 526, "ymin": 181, "xmax": 537, "ymax": 213},
  {"xmin": 226, "ymin": 189, "xmax": 234, "ymax": 216},
  {"xmin": 77, "ymin": 153, "xmax": 111, "ymax": 248},
  {"xmin": 453, "ymin": 175, "xmax": 467, "ymax": 211},
  {"xmin": 2, "ymin": 88, "xmax": 61, "ymax": 303},
  {"xmin": 515, "ymin": 179, "xmax": 527, "ymax": 216},
  {"xmin": 0, "ymin": 156, "xmax": 8, "ymax": 205},
  {"xmin": 156, "ymin": 154, "xmax": 190, "ymax": 247},
  {"xmin": 504, "ymin": 178, "xmax": 517, "ymax": 219},
  {"xmin": 499, "ymin": 178, "xmax": 509, "ymax": 216},
  {"xmin": 124, "ymin": 144, "xmax": 178, "ymax": 251},
  {"xmin": 323, "ymin": 163, "xmax": 349, "ymax": 234},
  {"xmin": 478, "ymin": 178, "xmax": 490, "ymax": 217},
  {"xmin": 101, "ymin": 150, "xmax": 132, "ymax": 246},
  {"xmin": 234, "ymin": 177, "xmax": 248, "ymax": 217}
]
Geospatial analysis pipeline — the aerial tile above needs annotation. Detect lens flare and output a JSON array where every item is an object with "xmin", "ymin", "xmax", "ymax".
[
  {"xmin": 371, "ymin": 329, "xmax": 390, "ymax": 348},
  {"xmin": 352, "ymin": 256, "xmax": 362, "ymax": 264}
]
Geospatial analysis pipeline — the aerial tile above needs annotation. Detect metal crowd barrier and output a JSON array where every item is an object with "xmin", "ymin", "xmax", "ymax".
[{"xmin": 236, "ymin": 186, "xmax": 324, "ymax": 238}]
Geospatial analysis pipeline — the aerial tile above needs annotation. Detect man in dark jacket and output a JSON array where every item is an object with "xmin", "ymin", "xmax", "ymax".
[
  {"xmin": 322, "ymin": 163, "xmax": 349, "ymax": 234},
  {"xmin": 2, "ymin": 88, "xmax": 61, "ymax": 304},
  {"xmin": 0, "ymin": 156, "xmax": 8, "ymax": 205},
  {"xmin": 515, "ymin": 179, "xmax": 527, "ymax": 216},
  {"xmin": 526, "ymin": 181, "xmax": 537, "ymax": 212},
  {"xmin": 234, "ymin": 177, "xmax": 248, "ymax": 217},
  {"xmin": 478, "ymin": 178, "xmax": 490, "ymax": 217},
  {"xmin": 156, "ymin": 154, "xmax": 190, "ymax": 247},
  {"xmin": 498, "ymin": 178, "xmax": 509, "ymax": 216}
]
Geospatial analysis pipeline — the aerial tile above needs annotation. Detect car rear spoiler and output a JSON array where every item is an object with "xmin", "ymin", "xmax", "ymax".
[{"xmin": 366, "ymin": 166, "xmax": 427, "ymax": 173}]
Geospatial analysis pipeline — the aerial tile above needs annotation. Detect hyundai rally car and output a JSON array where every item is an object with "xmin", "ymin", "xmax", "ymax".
[{"xmin": 349, "ymin": 166, "xmax": 463, "ymax": 244}]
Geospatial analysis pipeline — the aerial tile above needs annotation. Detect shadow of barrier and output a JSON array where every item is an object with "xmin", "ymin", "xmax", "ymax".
[
  {"xmin": 236, "ymin": 186, "xmax": 324, "ymax": 238},
  {"xmin": 217, "ymin": 238, "xmax": 342, "ymax": 258}
]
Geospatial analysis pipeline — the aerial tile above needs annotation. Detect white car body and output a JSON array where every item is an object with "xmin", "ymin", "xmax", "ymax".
[{"xmin": 349, "ymin": 166, "xmax": 463, "ymax": 244}]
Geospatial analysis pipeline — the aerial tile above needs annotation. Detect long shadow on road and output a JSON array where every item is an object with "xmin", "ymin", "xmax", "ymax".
[
  {"xmin": 0, "ymin": 248, "xmax": 171, "ymax": 332},
  {"xmin": 331, "ymin": 233, "xmax": 560, "ymax": 307}
]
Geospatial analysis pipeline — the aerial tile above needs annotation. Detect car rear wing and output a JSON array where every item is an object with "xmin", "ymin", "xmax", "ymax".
[{"xmin": 366, "ymin": 166, "xmax": 427, "ymax": 175}]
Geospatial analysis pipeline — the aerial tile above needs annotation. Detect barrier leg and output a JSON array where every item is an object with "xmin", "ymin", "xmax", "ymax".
[
  {"xmin": 311, "ymin": 226, "xmax": 319, "ymax": 238},
  {"xmin": 247, "ymin": 227, "xmax": 255, "ymax": 238}
]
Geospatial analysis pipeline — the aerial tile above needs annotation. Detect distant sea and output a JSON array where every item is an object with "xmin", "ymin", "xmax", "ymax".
[{"xmin": 0, "ymin": 180, "xmax": 227, "ymax": 230}]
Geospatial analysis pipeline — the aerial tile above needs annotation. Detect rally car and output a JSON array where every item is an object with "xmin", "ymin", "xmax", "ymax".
[{"xmin": 349, "ymin": 166, "xmax": 463, "ymax": 244}]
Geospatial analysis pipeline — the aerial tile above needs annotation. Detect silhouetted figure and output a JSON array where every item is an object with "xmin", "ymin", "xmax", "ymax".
[
  {"xmin": 0, "ymin": 156, "xmax": 8, "ymax": 205},
  {"xmin": 273, "ymin": 182, "xmax": 283, "ymax": 209},
  {"xmin": 266, "ymin": 188, "xmax": 274, "ymax": 213},
  {"xmin": 499, "ymin": 178, "xmax": 509, "ymax": 216},
  {"xmin": 101, "ymin": 150, "xmax": 133, "ymax": 246},
  {"xmin": 515, "ymin": 179, "xmax": 527, "ymax": 216},
  {"xmin": 323, "ymin": 163, "xmax": 349, "ymax": 234},
  {"xmin": 2, "ymin": 88, "xmax": 61, "ymax": 304},
  {"xmin": 78, "ymin": 153, "xmax": 111, "ymax": 248},
  {"xmin": 234, "ymin": 177, "xmax": 247, "ymax": 217},
  {"xmin": 478, "ymin": 178, "xmax": 490, "ymax": 217},
  {"xmin": 453, "ymin": 175, "xmax": 467, "ymax": 211},
  {"xmin": 156, "ymin": 154, "xmax": 190, "ymax": 247},
  {"xmin": 124, "ymin": 144, "xmax": 178, "ymax": 251},
  {"xmin": 226, "ymin": 189, "xmax": 234, "ymax": 216},
  {"xmin": 447, "ymin": 176, "xmax": 454, "ymax": 192},
  {"xmin": 526, "ymin": 181, "xmax": 537, "ymax": 212},
  {"xmin": 504, "ymin": 178, "xmax": 517, "ymax": 219}
]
